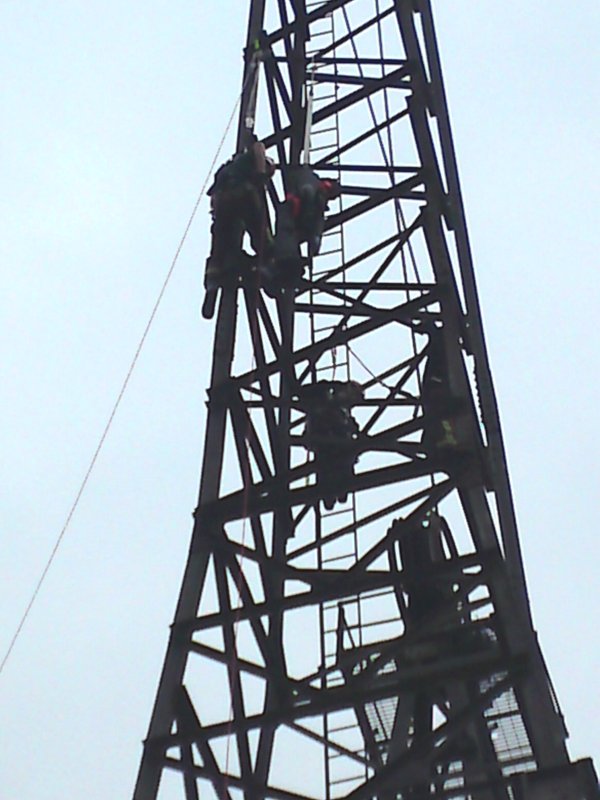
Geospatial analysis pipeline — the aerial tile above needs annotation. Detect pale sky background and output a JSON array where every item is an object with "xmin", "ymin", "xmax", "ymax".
[{"xmin": 1, "ymin": 2, "xmax": 599, "ymax": 798}]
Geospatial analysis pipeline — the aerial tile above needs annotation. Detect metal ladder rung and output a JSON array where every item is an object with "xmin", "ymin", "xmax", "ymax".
[
  {"xmin": 307, "ymin": 143, "xmax": 338, "ymax": 154},
  {"xmin": 322, "ymin": 552, "xmax": 357, "ymax": 564},
  {"xmin": 307, "ymin": 121, "xmax": 337, "ymax": 130},
  {"xmin": 315, "ymin": 362, "xmax": 348, "ymax": 372},
  {"xmin": 328, "ymin": 749, "xmax": 366, "ymax": 761},
  {"xmin": 311, "ymin": 92, "xmax": 337, "ymax": 101},
  {"xmin": 316, "ymin": 248, "xmax": 343, "ymax": 257},
  {"xmin": 321, "ymin": 509, "xmax": 355, "ymax": 520},
  {"xmin": 309, "ymin": 118, "xmax": 338, "ymax": 128},
  {"xmin": 328, "ymin": 722, "xmax": 361, "ymax": 734},
  {"xmin": 309, "ymin": 126, "xmax": 339, "ymax": 135},
  {"xmin": 311, "ymin": 93, "xmax": 339, "ymax": 101},
  {"xmin": 311, "ymin": 266, "xmax": 338, "ymax": 276},
  {"xmin": 330, "ymin": 775, "xmax": 365, "ymax": 786},
  {"xmin": 344, "ymin": 616, "xmax": 400, "ymax": 631},
  {"xmin": 307, "ymin": 128, "xmax": 337, "ymax": 136},
  {"xmin": 305, "ymin": 30, "xmax": 334, "ymax": 39},
  {"xmin": 313, "ymin": 322, "xmax": 337, "ymax": 331}
]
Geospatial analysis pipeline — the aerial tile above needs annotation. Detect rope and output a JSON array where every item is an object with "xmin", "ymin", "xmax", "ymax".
[{"xmin": 0, "ymin": 83, "xmax": 245, "ymax": 679}]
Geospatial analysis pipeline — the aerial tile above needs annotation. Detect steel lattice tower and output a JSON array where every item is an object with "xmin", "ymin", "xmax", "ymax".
[{"xmin": 133, "ymin": 2, "xmax": 599, "ymax": 798}]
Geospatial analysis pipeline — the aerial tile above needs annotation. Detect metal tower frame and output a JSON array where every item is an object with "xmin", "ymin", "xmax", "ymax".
[{"xmin": 133, "ymin": 2, "xmax": 598, "ymax": 798}]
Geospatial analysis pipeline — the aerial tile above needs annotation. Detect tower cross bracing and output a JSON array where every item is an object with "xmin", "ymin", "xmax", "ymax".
[{"xmin": 133, "ymin": 2, "xmax": 599, "ymax": 799}]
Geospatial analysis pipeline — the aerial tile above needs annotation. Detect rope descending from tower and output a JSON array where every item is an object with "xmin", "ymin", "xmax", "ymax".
[{"xmin": 0, "ymin": 80, "xmax": 248, "ymax": 680}]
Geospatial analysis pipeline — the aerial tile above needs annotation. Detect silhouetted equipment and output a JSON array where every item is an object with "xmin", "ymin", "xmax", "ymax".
[
  {"xmin": 134, "ymin": 2, "xmax": 599, "ymax": 799},
  {"xmin": 399, "ymin": 512, "xmax": 455, "ymax": 628},
  {"xmin": 420, "ymin": 327, "xmax": 480, "ymax": 485}
]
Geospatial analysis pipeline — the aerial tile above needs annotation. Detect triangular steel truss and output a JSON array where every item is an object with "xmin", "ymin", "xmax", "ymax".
[{"xmin": 133, "ymin": 2, "xmax": 599, "ymax": 799}]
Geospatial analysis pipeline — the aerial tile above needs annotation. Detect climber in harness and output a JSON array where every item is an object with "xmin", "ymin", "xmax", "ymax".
[
  {"xmin": 266, "ymin": 166, "xmax": 341, "ymax": 291},
  {"xmin": 296, "ymin": 380, "xmax": 363, "ymax": 510},
  {"xmin": 202, "ymin": 136, "xmax": 275, "ymax": 318},
  {"xmin": 287, "ymin": 165, "xmax": 341, "ymax": 257}
]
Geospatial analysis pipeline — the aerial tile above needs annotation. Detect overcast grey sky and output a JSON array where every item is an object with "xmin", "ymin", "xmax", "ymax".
[{"xmin": 1, "ymin": 2, "xmax": 599, "ymax": 797}]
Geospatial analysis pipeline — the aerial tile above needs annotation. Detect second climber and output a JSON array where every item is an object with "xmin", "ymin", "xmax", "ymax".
[{"xmin": 266, "ymin": 165, "xmax": 341, "ymax": 292}]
